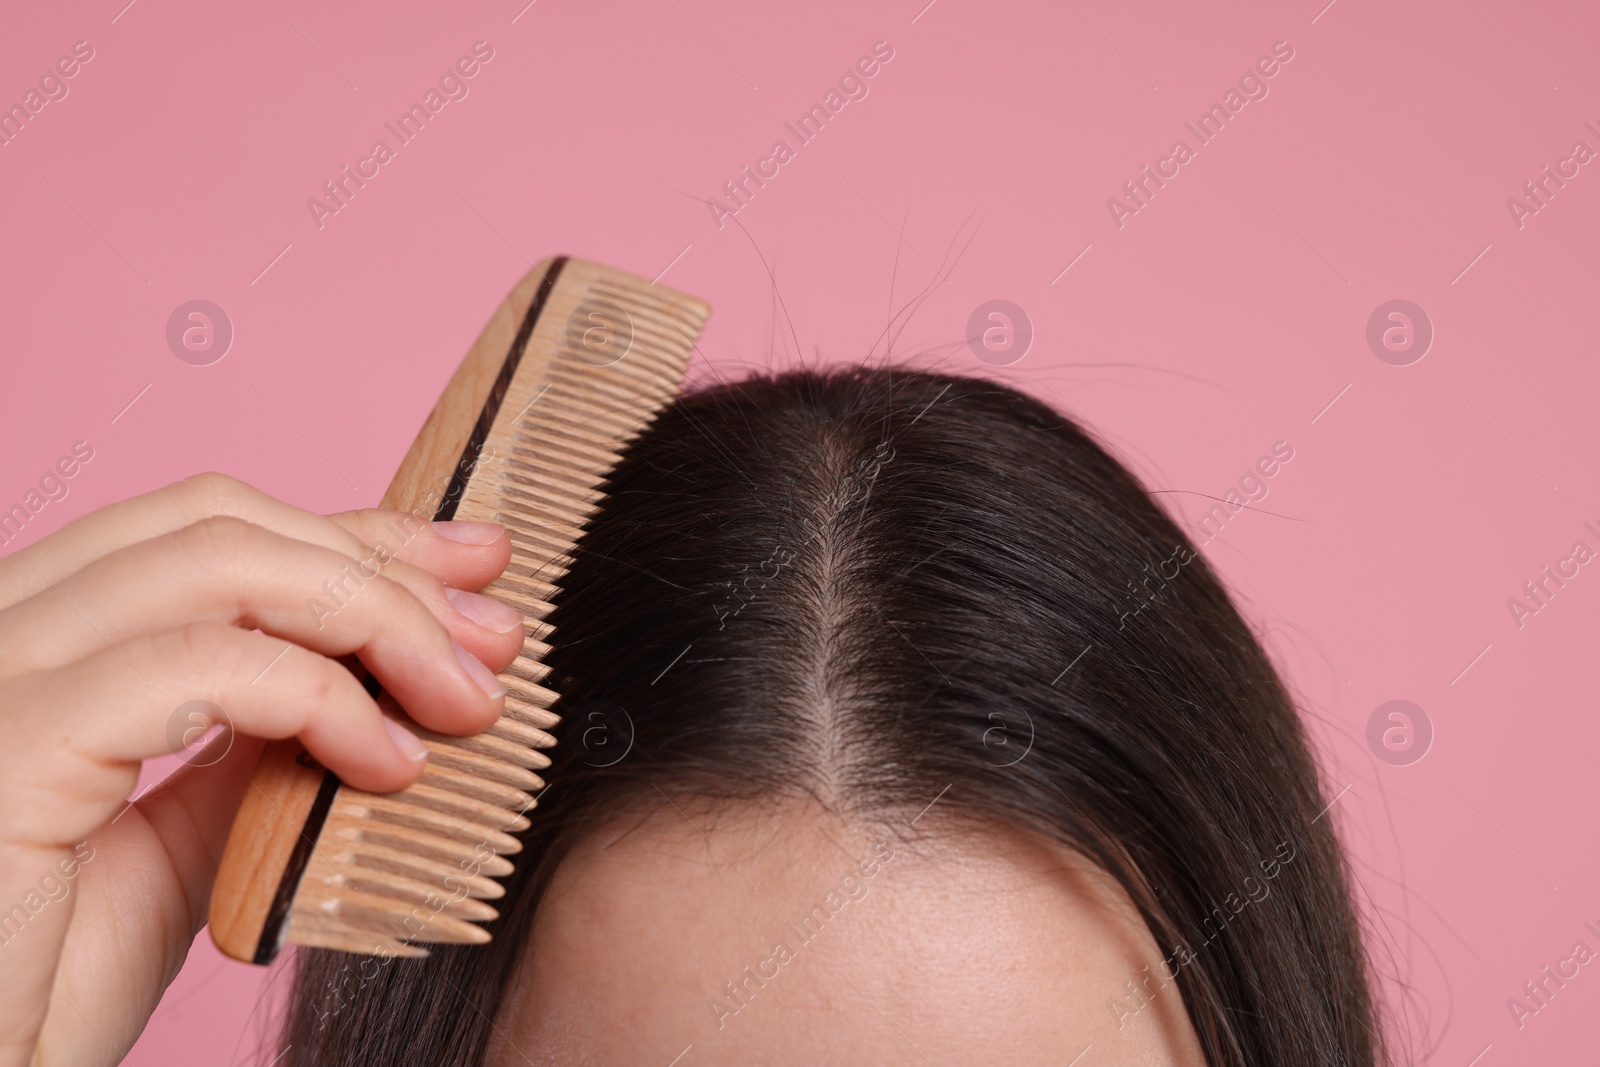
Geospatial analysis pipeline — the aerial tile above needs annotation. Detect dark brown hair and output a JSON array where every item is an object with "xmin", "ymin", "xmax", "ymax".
[{"xmin": 280, "ymin": 366, "xmax": 1384, "ymax": 1066}]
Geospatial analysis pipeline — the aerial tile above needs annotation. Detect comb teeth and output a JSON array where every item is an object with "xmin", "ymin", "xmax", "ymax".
[{"xmin": 283, "ymin": 259, "xmax": 708, "ymax": 957}]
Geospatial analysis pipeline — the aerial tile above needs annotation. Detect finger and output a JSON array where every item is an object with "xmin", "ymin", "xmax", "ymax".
[
  {"xmin": 327, "ymin": 509, "xmax": 523, "ymax": 669},
  {"xmin": 0, "ymin": 517, "xmax": 505, "ymax": 737},
  {"xmin": 328, "ymin": 507, "xmax": 513, "ymax": 593},
  {"xmin": 0, "ymin": 476, "xmax": 515, "ymax": 659},
  {"xmin": 4, "ymin": 623, "xmax": 433, "ymax": 849},
  {"xmin": 0, "ymin": 473, "xmax": 338, "ymax": 608}
]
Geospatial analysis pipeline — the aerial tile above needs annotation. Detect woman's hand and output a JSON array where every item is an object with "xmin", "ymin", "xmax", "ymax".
[{"xmin": 0, "ymin": 473, "xmax": 526, "ymax": 1067}]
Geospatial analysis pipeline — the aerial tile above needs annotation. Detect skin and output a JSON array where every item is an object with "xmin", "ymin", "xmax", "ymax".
[
  {"xmin": 0, "ymin": 473, "xmax": 523, "ymax": 1067},
  {"xmin": 490, "ymin": 796, "xmax": 1208, "ymax": 1066}
]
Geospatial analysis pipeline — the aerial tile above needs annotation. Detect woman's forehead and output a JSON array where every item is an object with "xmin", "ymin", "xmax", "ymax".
[{"xmin": 486, "ymin": 796, "xmax": 1205, "ymax": 1066}]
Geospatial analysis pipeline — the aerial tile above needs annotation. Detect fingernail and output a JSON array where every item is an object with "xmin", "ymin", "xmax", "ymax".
[
  {"xmin": 384, "ymin": 716, "xmax": 430, "ymax": 762},
  {"xmin": 432, "ymin": 520, "xmax": 505, "ymax": 545},
  {"xmin": 446, "ymin": 587, "xmax": 525, "ymax": 635},
  {"xmin": 454, "ymin": 641, "xmax": 506, "ymax": 698}
]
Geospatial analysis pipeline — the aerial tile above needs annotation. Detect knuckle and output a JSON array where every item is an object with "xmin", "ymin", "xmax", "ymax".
[
  {"xmin": 333, "ymin": 509, "xmax": 417, "ymax": 570},
  {"xmin": 368, "ymin": 509, "xmax": 428, "ymax": 552},
  {"xmin": 167, "ymin": 620, "xmax": 239, "ymax": 679},
  {"xmin": 379, "ymin": 571, "xmax": 439, "ymax": 627},
  {"xmin": 179, "ymin": 471, "xmax": 253, "ymax": 513},
  {"xmin": 354, "ymin": 572, "xmax": 422, "ymax": 634},
  {"xmin": 303, "ymin": 654, "xmax": 354, "ymax": 713},
  {"xmin": 171, "ymin": 514, "xmax": 260, "ymax": 565}
]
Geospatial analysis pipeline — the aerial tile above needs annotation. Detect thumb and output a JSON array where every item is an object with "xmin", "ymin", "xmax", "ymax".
[{"xmin": 38, "ymin": 732, "xmax": 265, "ymax": 1067}]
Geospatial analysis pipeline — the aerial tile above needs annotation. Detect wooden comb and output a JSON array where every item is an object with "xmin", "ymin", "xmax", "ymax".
[{"xmin": 208, "ymin": 256, "xmax": 709, "ymax": 963}]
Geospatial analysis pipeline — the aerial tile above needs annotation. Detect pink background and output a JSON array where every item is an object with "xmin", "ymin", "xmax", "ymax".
[{"xmin": 2, "ymin": 0, "xmax": 1596, "ymax": 1062}]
